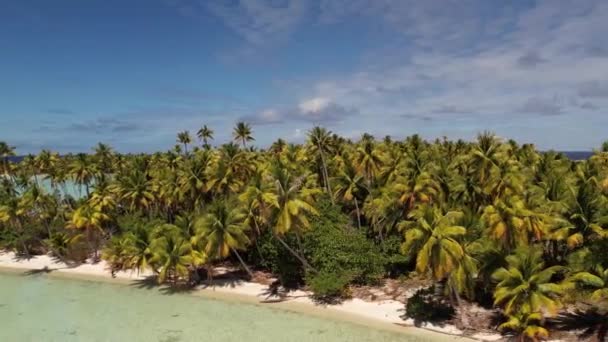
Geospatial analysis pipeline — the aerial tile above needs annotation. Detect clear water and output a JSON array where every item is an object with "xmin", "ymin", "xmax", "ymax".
[{"xmin": 0, "ymin": 273, "xmax": 443, "ymax": 342}]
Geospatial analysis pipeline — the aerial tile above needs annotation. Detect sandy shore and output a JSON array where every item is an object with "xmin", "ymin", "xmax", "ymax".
[{"xmin": 0, "ymin": 251, "xmax": 500, "ymax": 341}]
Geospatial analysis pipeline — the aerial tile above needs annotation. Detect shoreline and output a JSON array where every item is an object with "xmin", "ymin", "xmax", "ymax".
[{"xmin": 0, "ymin": 251, "xmax": 493, "ymax": 341}]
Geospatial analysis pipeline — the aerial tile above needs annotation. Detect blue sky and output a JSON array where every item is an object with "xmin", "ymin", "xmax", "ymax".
[{"xmin": 1, "ymin": 0, "xmax": 607, "ymax": 153}]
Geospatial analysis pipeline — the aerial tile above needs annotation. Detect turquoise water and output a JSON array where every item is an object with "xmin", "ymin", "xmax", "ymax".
[{"xmin": 0, "ymin": 273, "xmax": 442, "ymax": 342}]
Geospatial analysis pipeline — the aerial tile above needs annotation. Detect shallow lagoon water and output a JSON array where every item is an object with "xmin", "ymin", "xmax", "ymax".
[{"xmin": 0, "ymin": 272, "xmax": 442, "ymax": 342}]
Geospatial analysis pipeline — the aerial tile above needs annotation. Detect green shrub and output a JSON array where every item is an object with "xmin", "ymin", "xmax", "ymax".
[
  {"xmin": 381, "ymin": 235, "xmax": 411, "ymax": 277},
  {"xmin": 403, "ymin": 287, "xmax": 455, "ymax": 325},
  {"xmin": 307, "ymin": 270, "xmax": 352, "ymax": 303},
  {"xmin": 304, "ymin": 199, "xmax": 386, "ymax": 286},
  {"xmin": 250, "ymin": 230, "xmax": 304, "ymax": 288}
]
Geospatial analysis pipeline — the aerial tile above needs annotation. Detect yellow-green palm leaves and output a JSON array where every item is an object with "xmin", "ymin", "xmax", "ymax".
[
  {"xmin": 67, "ymin": 203, "xmax": 109, "ymax": 233},
  {"xmin": 149, "ymin": 227, "xmax": 203, "ymax": 284},
  {"xmin": 498, "ymin": 309, "xmax": 549, "ymax": 342},
  {"xmin": 270, "ymin": 163, "xmax": 319, "ymax": 236},
  {"xmin": 194, "ymin": 200, "xmax": 253, "ymax": 277},
  {"xmin": 400, "ymin": 205, "xmax": 466, "ymax": 281},
  {"xmin": 483, "ymin": 197, "xmax": 549, "ymax": 251},
  {"xmin": 492, "ymin": 247, "xmax": 565, "ymax": 315}
]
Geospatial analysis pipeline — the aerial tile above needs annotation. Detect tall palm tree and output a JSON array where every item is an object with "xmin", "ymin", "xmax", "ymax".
[
  {"xmin": 0, "ymin": 196, "xmax": 29, "ymax": 256},
  {"xmin": 333, "ymin": 156, "xmax": 366, "ymax": 229},
  {"xmin": 307, "ymin": 126, "xmax": 334, "ymax": 199},
  {"xmin": 238, "ymin": 169, "xmax": 278, "ymax": 236},
  {"xmin": 399, "ymin": 205, "xmax": 466, "ymax": 281},
  {"xmin": 0, "ymin": 141, "xmax": 15, "ymax": 176},
  {"xmin": 69, "ymin": 153, "xmax": 97, "ymax": 197},
  {"xmin": 194, "ymin": 200, "xmax": 254, "ymax": 278},
  {"xmin": 232, "ymin": 121, "xmax": 254, "ymax": 148},
  {"xmin": 113, "ymin": 170, "xmax": 155, "ymax": 214},
  {"xmin": 197, "ymin": 125, "xmax": 214, "ymax": 148},
  {"xmin": 67, "ymin": 203, "xmax": 109, "ymax": 258},
  {"xmin": 482, "ymin": 197, "xmax": 548, "ymax": 252},
  {"xmin": 177, "ymin": 131, "xmax": 192, "ymax": 155},
  {"xmin": 270, "ymin": 162, "xmax": 319, "ymax": 271},
  {"xmin": 354, "ymin": 137, "xmax": 383, "ymax": 187},
  {"xmin": 149, "ymin": 229, "xmax": 203, "ymax": 285},
  {"xmin": 93, "ymin": 142, "xmax": 114, "ymax": 174}
]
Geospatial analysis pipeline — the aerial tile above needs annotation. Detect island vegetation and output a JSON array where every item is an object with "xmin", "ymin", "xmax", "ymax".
[{"xmin": 2, "ymin": 125, "xmax": 608, "ymax": 340}]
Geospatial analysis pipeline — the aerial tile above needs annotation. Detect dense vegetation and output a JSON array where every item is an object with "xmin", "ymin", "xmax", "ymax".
[{"xmin": 2, "ymin": 126, "xmax": 608, "ymax": 340}]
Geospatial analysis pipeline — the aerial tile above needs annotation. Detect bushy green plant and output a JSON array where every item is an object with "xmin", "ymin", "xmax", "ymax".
[
  {"xmin": 251, "ymin": 230, "xmax": 304, "ymax": 288},
  {"xmin": 307, "ymin": 270, "xmax": 352, "ymax": 303},
  {"xmin": 403, "ymin": 287, "xmax": 455, "ymax": 325},
  {"xmin": 304, "ymin": 199, "xmax": 386, "ymax": 285}
]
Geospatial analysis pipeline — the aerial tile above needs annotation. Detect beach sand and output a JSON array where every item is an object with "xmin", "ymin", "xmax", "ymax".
[{"xmin": 0, "ymin": 251, "xmax": 500, "ymax": 341}]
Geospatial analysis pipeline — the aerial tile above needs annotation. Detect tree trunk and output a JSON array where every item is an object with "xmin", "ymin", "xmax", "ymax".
[
  {"xmin": 231, "ymin": 247, "xmax": 255, "ymax": 279},
  {"xmin": 319, "ymin": 149, "xmax": 334, "ymax": 204},
  {"xmin": 451, "ymin": 282, "xmax": 470, "ymax": 328},
  {"xmin": 274, "ymin": 235, "xmax": 317, "ymax": 273},
  {"xmin": 354, "ymin": 197, "xmax": 361, "ymax": 229}
]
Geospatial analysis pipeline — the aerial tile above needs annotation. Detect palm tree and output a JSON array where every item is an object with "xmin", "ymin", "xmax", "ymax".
[
  {"xmin": 307, "ymin": 126, "xmax": 334, "ymax": 199},
  {"xmin": 232, "ymin": 121, "xmax": 254, "ymax": 148},
  {"xmin": 333, "ymin": 156, "xmax": 366, "ymax": 229},
  {"xmin": 499, "ymin": 309, "xmax": 549, "ymax": 342},
  {"xmin": 552, "ymin": 177, "xmax": 608, "ymax": 249},
  {"xmin": 399, "ymin": 205, "xmax": 466, "ymax": 281},
  {"xmin": 69, "ymin": 153, "xmax": 97, "ymax": 197},
  {"xmin": 177, "ymin": 131, "xmax": 192, "ymax": 155},
  {"xmin": 492, "ymin": 246, "xmax": 565, "ymax": 315},
  {"xmin": 67, "ymin": 203, "xmax": 109, "ymax": 258},
  {"xmin": 0, "ymin": 196, "xmax": 29, "ymax": 256},
  {"xmin": 113, "ymin": 170, "xmax": 155, "ymax": 214},
  {"xmin": 93, "ymin": 143, "xmax": 114, "ymax": 174},
  {"xmin": 354, "ymin": 137, "xmax": 383, "ymax": 187},
  {"xmin": 197, "ymin": 125, "xmax": 214, "ymax": 148},
  {"xmin": 482, "ymin": 197, "xmax": 548, "ymax": 252},
  {"xmin": 238, "ymin": 169, "xmax": 278, "ymax": 236},
  {"xmin": 270, "ymin": 162, "xmax": 319, "ymax": 271},
  {"xmin": 194, "ymin": 200, "xmax": 254, "ymax": 278},
  {"xmin": 0, "ymin": 141, "xmax": 15, "ymax": 176},
  {"xmin": 149, "ymin": 229, "xmax": 203, "ymax": 285}
]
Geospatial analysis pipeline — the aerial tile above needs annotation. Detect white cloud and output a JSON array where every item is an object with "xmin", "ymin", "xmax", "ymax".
[{"xmin": 298, "ymin": 97, "xmax": 331, "ymax": 113}]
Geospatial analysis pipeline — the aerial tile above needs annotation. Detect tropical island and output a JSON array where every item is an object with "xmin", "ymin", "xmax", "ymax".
[{"xmin": 2, "ymin": 124, "xmax": 608, "ymax": 341}]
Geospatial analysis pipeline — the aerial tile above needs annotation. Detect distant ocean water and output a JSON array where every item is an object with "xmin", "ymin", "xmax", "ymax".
[{"xmin": 559, "ymin": 151, "xmax": 594, "ymax": 160}]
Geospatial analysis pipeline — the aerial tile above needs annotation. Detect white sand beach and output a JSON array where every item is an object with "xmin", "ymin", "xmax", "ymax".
[{"xmin": 0, "ymin": 251, "xmax": 501, "ymax": 341}]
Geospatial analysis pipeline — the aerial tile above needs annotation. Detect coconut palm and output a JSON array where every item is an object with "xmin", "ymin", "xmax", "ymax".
[
  {"xmin": 307, "ymin": 126, "xmax": 334, "ymax": 198},
  {"xmin": 238, "ymin": 169, "xmax": 278, "ymax": 235},
  {"xmin": 399, "ymin": 205, "xmax": 466, "ymax": 281},
  {"xmin": 0, "ymin": 141, "xmax": 15, "ymax": 176},
  {"xmin": 492, "ymin": 247, "xmax": 565, "ymax": 315},
  {"xmin": 354, "ymin": 137, "xmax": 383, "ymax": 187},
  {"xmin": 270, "ymin": 162, "xmax": 319, "ymax": 270},
  {"xmin": 177, "ymin": 131, "xmax": 192, "ymax": 155},
  {"xmin": 69, "ymin": 153, "xmax": 98, "ymax": 197},
  {"xmin": 149, "ymin": 228, "xmax": 203, "ymax": 285},
  {"xmin": 499, "ymin": 309, "xmax": 549, "ymax": 342},
  {"xmin": 197, "ymin": 125, "xmax": 214, "ymax": 148},
  {"xmin": 482, "ymin": 197, "xmax": 548, "ymax": 252},
  {"xmin": 113, "ymin": 170, "xmax": 155, "ymax": 214},
  {"xmin": 194, "ymin": 199, "xmax": 253, "ymax": 278},
  {"xmin": 232, "ymin": 121, "xmax": 254, "ymax": 148},
  {"xmin": 93, "ymin": 142, "xmax": 114, "ymax": 174},
  {"xmin": 333, "ymin": 156, "xmax": 366, "ymax": 228},
  {"xmin": 67, "ymin": 203, "xmax": 109, "ymax": 258}
]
